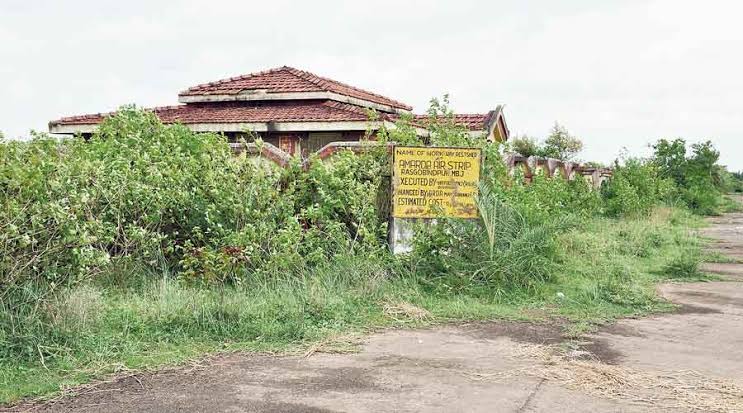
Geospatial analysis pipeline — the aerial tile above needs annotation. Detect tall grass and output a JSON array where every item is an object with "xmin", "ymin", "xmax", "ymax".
[
  {"xmin": 0, "ymin": 107, "xmax": 726, "ymax": 404},
  {"xmin": 0, "ymin": 206, "xmax": 706, "ymax": 404},
  {"xmin": 472, "ymin": 182, "xmax": 556, "ymax": 288}
]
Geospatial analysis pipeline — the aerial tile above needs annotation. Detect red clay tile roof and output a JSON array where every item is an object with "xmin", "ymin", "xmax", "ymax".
[
  {"xmin": 50, "ymin": 100, "xmax": 385, "ymax": 126},
  {"xmin": 179, "ymin": 66, "xmax": 412, "ymax": 111},
  {"xmin": 413, "ymin": 114, "xmax": 490, "ymax": 131}
]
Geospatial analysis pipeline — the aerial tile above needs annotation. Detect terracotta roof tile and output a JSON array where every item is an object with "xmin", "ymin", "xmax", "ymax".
[
  {"xmin": 50, "ymin": 100, "xmax": 384, "ymax": 126},
  {"xmin": 179, "ymin": 66, "xmax": 412, "ymax": 111},
  {"xmin": 50, "ymin": 102, "xmax": 489, "ymax": 136}
]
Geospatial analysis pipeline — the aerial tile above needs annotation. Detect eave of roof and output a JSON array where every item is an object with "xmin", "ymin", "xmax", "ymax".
[{"xmin": 49, "ymin": 102, "xmax": 499, "ymax": 146}]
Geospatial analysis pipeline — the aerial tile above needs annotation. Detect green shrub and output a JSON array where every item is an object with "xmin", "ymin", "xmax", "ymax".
[
  {"xmin": 0, "ymin": 108, "xmax": 388, "ymax": 361},
  {"xmin": 410, "ymin": 183, "xmax": 558, "ymax": 291},
  {"xmin": 651, "ymin": 139, "xmax": 729, "ymax": 215},
  {"xmin": 602, "ymin": 158, "xmax": 673, "ymax": 217},
  {"xmin": 597, "ymin": 264, "xmax": 655, "ymax": 307},
  {"xmin": 510, "ymin": 135, "xmax": 540, "ymax": 157},
  {"xmin": 616, "ymin": 227, "xmax": 666, "ymax": 258},
  {"xmin": 2, "ymin": 99, "xmax": 730, "ymax": 403},
  {"xmin": 720, "ymin": 195, "xmax": 743, "ymax": 213},
  {"xmin": 662, "ymin": 250, "xmax": 702, "ymax": 279},
  {"xmin": 602, "ymin": 140, "xmax": 734, "ymax": 217},
  {"xmin": 731, "ymin": 172, "xmax": 743, "ymax": 193},
  {"xmin": 501, "ymin": 172, "xmax": 600, "ymax": 225},
  {"xmin": 506, "ymin": 123, "xmax": 583, "ymax": 161}
]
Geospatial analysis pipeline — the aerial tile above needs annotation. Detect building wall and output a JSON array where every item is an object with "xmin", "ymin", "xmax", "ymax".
[{"xmin": 302, "ymin": 131, "xmax": 367, "ymax": 157}]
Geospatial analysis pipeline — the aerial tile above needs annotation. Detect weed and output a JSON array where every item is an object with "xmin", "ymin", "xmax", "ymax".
[
  {"xmin": 662, "ymin": 251, "xmax": 702, "ymax": 279},
  {"xmin": 0, "ymin": 106, "xmax": 732, "ymax": 405}
]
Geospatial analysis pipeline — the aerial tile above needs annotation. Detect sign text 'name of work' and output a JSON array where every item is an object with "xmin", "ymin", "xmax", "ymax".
[{"xmin": 392, "ymin": 146, "xmax": 482, "ymax": 219}]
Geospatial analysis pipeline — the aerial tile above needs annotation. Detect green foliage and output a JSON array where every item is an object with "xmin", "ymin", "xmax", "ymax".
[
  {"xmin": 595, "ymin": 263, "xmax": 656, "ymax": 307},
  {"xmin": 719, "ymin": 170, "xmax": 743, "ymax": 194},
  {"xmin": 720, "ymin": 195, "xmax": 743, "ymax": 213},
  {"xmin": 2, "ymin": 206, "xmax": 700, "ymax": 404},
  {"xmin": 503, "ymin": 173, "xmax": 601, "ymax": 224},
  {"xmin": 0, "ymin": 99, "xmax": 730, "ymax": 404},
  {"xmin": 408, "ymin": 175, "xmax": 601, "ymax": 292},
  {"xmin": 652, "ymin": 138, "xmax": 688, "ymax": 185},
  {"xmin": 0, "ymin": 107, "xmax": 387, "ymax": 361},
  {"xmin": 508, "ymin": 123, "xmax": 583, "ymax": 161},
  {"xmin": 730, "ymin": 171, "xmax": 743, "ymax": 193},
  {"xmin": 662, "ymin": 250, "xmax": 702, "ymax": 279},
  {"xmin": 409, "ymin": 205, "xmax": 557, "ymax": 291},
  {"xmin": 651, "ymin": 138, "xmax": 729, "ymax": 215},
  {"xmin": 602, "ymin": 158, "xmax": 673, "ymax": 217},
  {"xmin": 379, "ymin": 94, "xmax": 488, "ymax": 149},
  {"xmin": 542, "ymin": 123, "xmax": 583, "ymax": 161},
  {"xmin": 510, "ymin": 135, "xmax": 540, "ymax": 157},
  {"xmin": 603, "ymin": 139, "xmax": 734, "ymax": 217}
]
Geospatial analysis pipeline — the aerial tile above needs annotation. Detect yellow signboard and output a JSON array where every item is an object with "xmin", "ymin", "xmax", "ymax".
[{"xmin": 392, "ymin": 146, "xmax": 482, "ymax": 219}]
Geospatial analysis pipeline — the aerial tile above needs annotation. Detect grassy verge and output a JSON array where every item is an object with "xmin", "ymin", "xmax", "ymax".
[
  {"xmin": 0, "ymin": 206, "xmax": 709, "ymax": 404},
  {"xmin": 721, "ymin": 194, "xmax": 743, "ymax": 213}
]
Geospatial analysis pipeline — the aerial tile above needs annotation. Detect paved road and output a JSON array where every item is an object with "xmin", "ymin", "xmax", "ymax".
[{"xmin": 11, "ymin": 200, "xmax": 743, "ymax": 412}]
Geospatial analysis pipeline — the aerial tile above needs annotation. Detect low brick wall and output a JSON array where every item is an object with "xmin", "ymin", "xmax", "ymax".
[{"xmin": 505, "ymin": 153, "xmax": 612, "ymax": 188}]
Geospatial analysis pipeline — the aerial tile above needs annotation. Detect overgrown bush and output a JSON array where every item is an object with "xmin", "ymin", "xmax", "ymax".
[
  {"xmin": 510, "ymin": 135, "xmax": 540, "ymax": 158},
  {"xmin": 0, "ymin": 108, "xmax": 387, "ymax": 360},
  {"xmin": 652, "ymin": 139, "xmax": 728, "ymax": 215},
  {"xmin": 662, "ymin": 250, "xmax": 702, "ymax": 279},
  {"xmin": 507, "ymin": 123, "xmax": 583, "ymax": 161},
  {"xmin": 602, "ymin": 137, "xmax": 735, "ymax": 217},
  {"xmin": 0, "ymin": 99, "xmax": 735, "ymax": 377},
  {"xmin": 602, "ymin": 158, "xmax": 673, "ymax": 217},
  {"xmin": 503, "ymin": 173, "xmax": 601, "ymax": 224},
  {"xmin": 729, "ymin": 171, "xmax": 743, "ymax": 193},
  {"xmin": 596, "ymin": 263, "xmax": 656, "ymax": 307},
  {"xmin": 408, "ymin": 181, "xmax": 564, "ymax": 292}
]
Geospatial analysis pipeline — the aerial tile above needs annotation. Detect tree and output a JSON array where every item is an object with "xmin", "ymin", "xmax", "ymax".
[
  {"xmin": 507, "ymin": 124, "xmax": 584, "ymax": 161},
  {"xmin": 509, "ymin": 135, "xmax": 540, "ymax": 157},
  {"xmin": 652, "ymin": 139, "xmax": 687, "ymax": 186},
  {"xmin": 651, "ymin": 138, "xmax": 731, "ymax": 214},
  {"xmin": 541, "ymin": 123, "xmax": 583, "ymax": 160},
  {"xmin": 688, "ymin": 140, "xmax": 722, "ymax": 187}
]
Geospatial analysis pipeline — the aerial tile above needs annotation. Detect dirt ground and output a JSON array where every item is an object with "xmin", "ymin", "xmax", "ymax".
[{"xmin": 8, "ymin": 201, "xmax": 743, "ymax": 413}]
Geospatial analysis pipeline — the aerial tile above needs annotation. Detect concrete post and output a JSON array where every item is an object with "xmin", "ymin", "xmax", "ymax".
[{"xmin": 389, "ymin": 217, "xmax": 415, "ymax": 254}]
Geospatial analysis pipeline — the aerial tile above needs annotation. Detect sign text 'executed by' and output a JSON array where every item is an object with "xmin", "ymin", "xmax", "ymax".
[{"xmin": 392, "ymin": 146, "xmax": 482, "ymax": 219}]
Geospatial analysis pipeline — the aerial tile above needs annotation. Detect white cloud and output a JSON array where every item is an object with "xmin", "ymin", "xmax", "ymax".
[{"xmin": 1, "ymin": 0, "xmax": 741, "ymax": 169}]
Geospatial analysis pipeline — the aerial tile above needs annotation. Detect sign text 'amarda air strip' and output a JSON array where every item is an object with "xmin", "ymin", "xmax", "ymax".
[{"xmin": 392, "ymin": 146, "xmax": 482, "ymax": 219}]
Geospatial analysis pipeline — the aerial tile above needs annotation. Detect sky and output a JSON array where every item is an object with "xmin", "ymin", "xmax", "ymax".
[{"xmin": 1, "ymin": 0, "xmax": 741, "ymax": 170}]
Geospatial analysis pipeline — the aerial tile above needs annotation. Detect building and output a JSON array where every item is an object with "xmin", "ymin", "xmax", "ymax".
[{"xmin": 49, "ymin": 66, "xmax": 510, "ymax": 157}]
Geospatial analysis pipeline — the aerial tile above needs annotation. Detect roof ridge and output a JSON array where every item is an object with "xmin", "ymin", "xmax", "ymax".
[
  {"xmin": 414, "ymin": 113, "xmax": 488, "ymax": 117},
  {"xmin": 284, "ymin": 67, "xmax": 411, "ymax": 110},
  {"xmin": 179, "ymin": 66, "xmax": 291, "ymax": 95},
  {"xmin": 322, "ymin": 100, "xmax": 397, "ymax": 121},
  {"xmin": 178, "ymin": 66, "xmax": 412, "ymax": 111},
  {"xmin": 321, "ymin": 100, "xmax": 372, "ymax": 116}
]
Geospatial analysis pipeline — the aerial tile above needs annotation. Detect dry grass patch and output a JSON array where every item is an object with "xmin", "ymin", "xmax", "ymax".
[
  {"xmin": 476, "ymin": 343, "xmax": 743, "ymax": 413},
  {"xmin": 302, "ymin": 333, "xmax": 365, "ymax": 358},
  {"xmin": 381, "ymin": 300, "xmax": 431, "ymax": 323}
]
